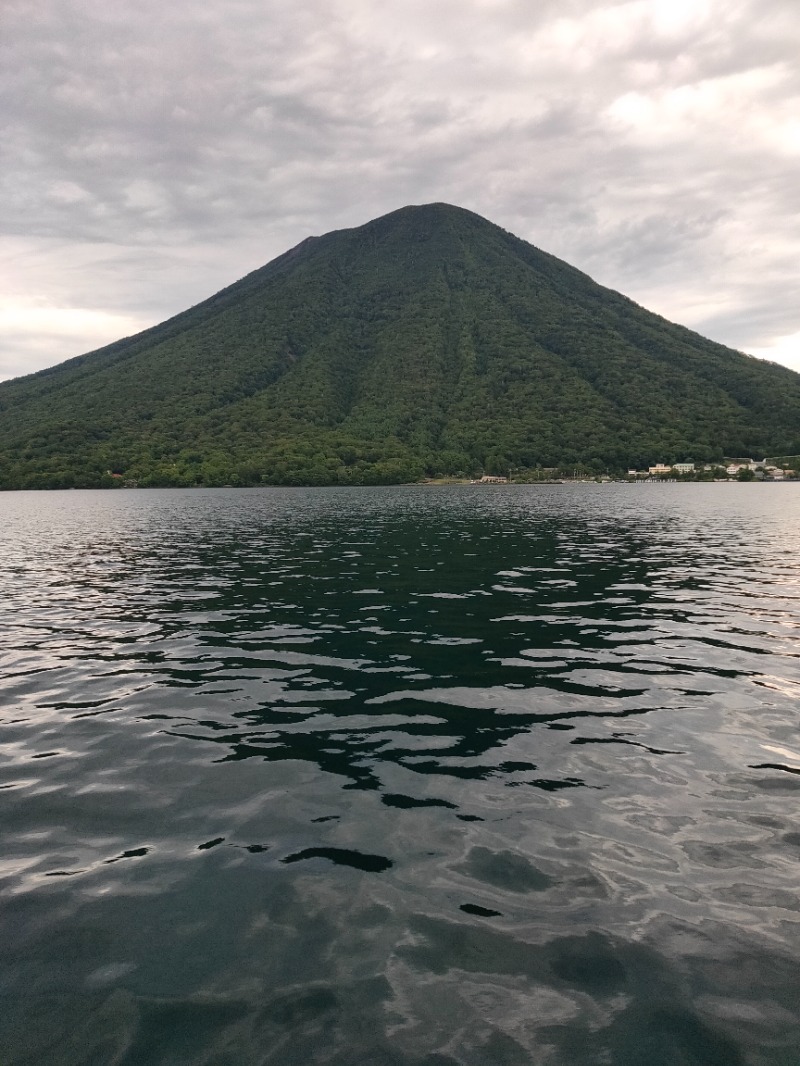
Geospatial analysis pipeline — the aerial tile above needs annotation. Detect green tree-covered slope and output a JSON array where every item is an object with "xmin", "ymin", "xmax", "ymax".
[{"xmin": 2, "ymin": 203, "xmax": 799, "ymax": 487}]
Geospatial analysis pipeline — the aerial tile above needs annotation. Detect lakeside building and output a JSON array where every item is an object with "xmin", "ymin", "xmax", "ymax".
[{"xmin": 726, "ymin": 459, "xmax": 758, "ymax": 475}]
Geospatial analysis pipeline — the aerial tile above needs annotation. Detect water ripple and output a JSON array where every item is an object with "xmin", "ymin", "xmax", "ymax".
[{"xmin": 2, "ymin": 485, "xmax": 800, "ymax": 1063}]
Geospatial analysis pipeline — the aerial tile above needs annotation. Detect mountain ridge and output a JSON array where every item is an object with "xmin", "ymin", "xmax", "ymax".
[{"xmin": 2, "ymin": 203, "xmax": 799, "ymax": 488}]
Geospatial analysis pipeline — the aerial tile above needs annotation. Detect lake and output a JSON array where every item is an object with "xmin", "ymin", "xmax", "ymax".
[{"xmin": 1, "ymin": 484, "xmax": 799, "ymax": 1065}]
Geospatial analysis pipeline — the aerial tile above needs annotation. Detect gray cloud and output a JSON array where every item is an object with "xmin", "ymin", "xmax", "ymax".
[{"xmin": 2, "ymin": 0, "xmax": 799, "ymax": 379}]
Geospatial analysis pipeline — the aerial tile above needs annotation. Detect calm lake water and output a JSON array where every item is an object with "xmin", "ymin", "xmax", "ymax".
[{"xmin": 2, "ymin": 484, "xmax": 799, "ymax": 1065}]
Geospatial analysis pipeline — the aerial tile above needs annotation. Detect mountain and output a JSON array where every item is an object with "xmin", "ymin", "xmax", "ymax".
[{"xmin": 2, "ymin": 202, "xmax": 800, "ymax": 488}]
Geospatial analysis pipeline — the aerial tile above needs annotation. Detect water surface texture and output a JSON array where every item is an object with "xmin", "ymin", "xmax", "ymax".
[{"xmin": 2, "ymin": 484, "xmax": 799, "ymax": 1065}]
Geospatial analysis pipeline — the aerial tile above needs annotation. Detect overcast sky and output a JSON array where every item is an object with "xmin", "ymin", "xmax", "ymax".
[{"xmin": 2, "ymin": 0, "xmax": 799, "ymax": 381}]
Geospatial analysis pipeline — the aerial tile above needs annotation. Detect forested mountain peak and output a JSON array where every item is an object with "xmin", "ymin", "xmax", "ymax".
[{"xmin": 1, "ymin": 204, "xmax": 799, "ymax": 488}]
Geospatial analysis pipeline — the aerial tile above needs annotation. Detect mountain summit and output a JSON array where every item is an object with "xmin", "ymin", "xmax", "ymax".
[{"xmin": 2, "ymin": 203, "xmax": 799, "ymax": 487}]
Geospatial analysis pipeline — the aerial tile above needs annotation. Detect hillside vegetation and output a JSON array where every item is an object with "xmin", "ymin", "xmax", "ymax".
[{"xmin": 2, "ymin": 203, "xmax": 799, "ymax": 488}]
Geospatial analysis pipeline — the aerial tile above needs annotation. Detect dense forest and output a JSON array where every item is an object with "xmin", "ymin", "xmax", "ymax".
[{"xmin": 2, "ymin": 203, "xmax": 800, "ymax": 489}]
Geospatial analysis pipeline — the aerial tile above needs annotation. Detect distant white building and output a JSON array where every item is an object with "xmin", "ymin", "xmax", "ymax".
[
  {"xmin": 725, "ymin": 458, "xmax": 759, "ymax": 475},
  {"xmin": 726, "ymin": 460, "xmax": 759, "ymax": 475},
  {"xmin": 672, "ymin": 463, "xmax": 695, "ymax": 474}
]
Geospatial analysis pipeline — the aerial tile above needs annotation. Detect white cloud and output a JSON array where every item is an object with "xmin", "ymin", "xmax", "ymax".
[
  {"xmin": 1, "ymin": 0, "xmax": 800, "ymax": 380},
  {"xmin": 746, "ymin": 331, "xmax": 800, "ymax": 374},
  {"xmin": 0, "ymin": 301, "xmax": 148, "ymax": 380}
]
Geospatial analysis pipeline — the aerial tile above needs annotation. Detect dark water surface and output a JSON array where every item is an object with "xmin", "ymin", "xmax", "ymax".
[{"xmin": 2, "ymin": 484, "xmax": 799, "ymax": 1065}]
